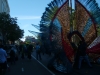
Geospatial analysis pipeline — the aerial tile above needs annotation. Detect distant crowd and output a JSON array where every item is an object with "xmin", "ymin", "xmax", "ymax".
[{"xmin": 0, "ymin": 40, "xmax": 44, "ymax": 75}]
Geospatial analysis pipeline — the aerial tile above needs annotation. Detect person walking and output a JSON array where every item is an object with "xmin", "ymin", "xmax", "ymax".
[
  {"xmin": 77, "ymin": 41, "xmax": 92, "ymax": 69},
  {"xmin": 35, "ymin": 43, "xmax": 41, "ymax": 60},
  {"xmin": 27, "ymin": 44, "xmax": 33, "ymax": 59},
  {"xmin": 0, "ymin": 45, "xmax": 7, "ymax": 74},
  {"xmin": 10, "ymin": 46, "xmax": 16, "ymax": 64},
  {"xmin": 19, "ymin": 44, "xmax": 25, "ymax": 59}
]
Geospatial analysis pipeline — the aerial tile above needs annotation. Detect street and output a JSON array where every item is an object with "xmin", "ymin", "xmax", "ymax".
[
  {"xmin": 5, "ymin": 54, "xmax": 55, "ymax": 75},
  {"xmin": 5, "ymin": 51, "xmax": 100, "ymax": 75}
]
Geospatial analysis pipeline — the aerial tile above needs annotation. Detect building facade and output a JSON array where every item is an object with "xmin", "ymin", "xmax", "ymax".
[
  {"xmin": 0, "ymin": 0, "xmax": 10, "ymax": 14},
  {"xmin": 0, "ymin": 0, "xmax": 10, "ymax": 41},
  {"xmin": 25, "ymin": 36, "xmax": 36, "ymax": 43}
]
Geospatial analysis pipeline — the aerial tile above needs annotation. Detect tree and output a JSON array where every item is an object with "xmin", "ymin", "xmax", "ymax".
[{"xmin": 0, "ymin": 12, "xmax": 24, "ymax": 44}]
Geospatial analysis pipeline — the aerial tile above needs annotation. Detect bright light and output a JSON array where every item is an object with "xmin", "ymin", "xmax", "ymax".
[{"xmin": 21, "ymin": 38, "xmax": 25, "ymax": 41}]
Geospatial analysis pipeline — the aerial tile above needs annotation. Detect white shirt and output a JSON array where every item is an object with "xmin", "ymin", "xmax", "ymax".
[{"xmin": 0, "ymin": 48, "xmax": 7, "ymax": 63}]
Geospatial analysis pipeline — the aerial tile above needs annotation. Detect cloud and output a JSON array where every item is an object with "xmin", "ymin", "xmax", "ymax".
[{"xmin": 14, "ymin": 16, "xmax": 41, "ymax": 20}]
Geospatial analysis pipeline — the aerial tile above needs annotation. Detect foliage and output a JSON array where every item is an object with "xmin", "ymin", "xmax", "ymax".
[{"xmin": 0, "ymin": 12, "xmax": 24, "ymax": 43}]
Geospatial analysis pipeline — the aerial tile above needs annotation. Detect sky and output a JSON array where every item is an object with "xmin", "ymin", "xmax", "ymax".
[
  {"xmin": 8, "ymin": 0, "xmax": 100, "ymax": 41},
  {"xmin": 8, "ymin": 0, "xmax": 52, "ymax": 41}
]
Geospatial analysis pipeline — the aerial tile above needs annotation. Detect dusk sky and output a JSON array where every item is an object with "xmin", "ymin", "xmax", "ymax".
[{"xmin": 8, "ymin": 0, "xmax": 100, "ymax": 41}]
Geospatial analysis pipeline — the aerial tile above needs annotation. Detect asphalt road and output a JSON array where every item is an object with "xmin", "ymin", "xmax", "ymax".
[
  {"xmin": 5, "ymin": 51, "xmax": 100, "ymax": 75},
  {"xmin": 31, "ymin": 51, "xmax": 100, "ymax": 75},
  {"xmin": 5, "ymin": 55, "xmax": 55, "ymax": 75}
]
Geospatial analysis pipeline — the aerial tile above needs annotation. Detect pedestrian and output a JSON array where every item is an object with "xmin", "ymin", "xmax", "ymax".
[
  {"xmin": 0, "ymin": 44, "xmax": 7, "ymax": 74},
  {"xmin": 19, "ymin": 44, "xmax": 25, "ymax": 59},
  {"xmin": 27, "ymin": 44, "xmax": 33, "ymax": 59},
  {"xmin": 10, "ymin": 46, "xmax": 16, "ymax": 64},
  {"xmin": 77, "ymin": 41, "xmax": 92, "ymax": 69},
  {"xmin": 40, "ymin": 44, "xmax": 45, "ymax": 55},
  {"xmin": 71, "ymin": 42, "xmax": 79, "ymax": 68},
  {"xmin": 35, "ymin": 43, "xmax": 41, "ymax": 60}
]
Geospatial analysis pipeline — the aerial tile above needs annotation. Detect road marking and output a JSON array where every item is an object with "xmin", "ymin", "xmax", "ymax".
[
  {"xmin": 31, "ymin": 55, "xmax": 55, "ymax": 75},
  {"xmin": 22, "ymin": 68, "xmax": 24, "ymax": 72}
]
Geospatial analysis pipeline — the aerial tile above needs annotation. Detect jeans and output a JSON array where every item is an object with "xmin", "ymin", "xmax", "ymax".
[
  {"xmin": 36, "ymin": 51, "xmax": 41, "ymax": 60},
  {"xmin": 78, "ymin": 55, "xmax": 92, "ymax": 69}
]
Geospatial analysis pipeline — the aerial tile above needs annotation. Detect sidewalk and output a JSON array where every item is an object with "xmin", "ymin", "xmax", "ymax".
[{"xmin": 32, "ymin": 51, "xmax": 100, "ymax": 75}]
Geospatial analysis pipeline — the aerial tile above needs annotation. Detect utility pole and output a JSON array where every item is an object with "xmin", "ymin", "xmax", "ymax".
[{"xmin": 69, "ymin": 0, "xmax": 73, "ymax": 32}]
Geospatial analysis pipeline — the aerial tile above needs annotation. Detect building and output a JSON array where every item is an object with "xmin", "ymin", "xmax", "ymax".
[
  {"xmin": 0, "ymin": 0, "xmax": 10, "ymax": 41},
  {"xmin": 25, "ymin": 36, "xmax": 37, "ymax": 43},
  {"xmin": 0, "ymin": 0, "xmax": 10, "ymax": 14}
]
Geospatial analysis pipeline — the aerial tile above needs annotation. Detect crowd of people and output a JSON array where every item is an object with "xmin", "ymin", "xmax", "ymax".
[
  {"xmin": 0, "ymin": 40, "xmax": 43, "ymax": 75},
  {"xmin": 0, "ymin": 39, "xmax": 93, "ymax": 74},
  {"xmin": 0, "ymin": 42, "xmax": 7, "ymax": 75}
]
